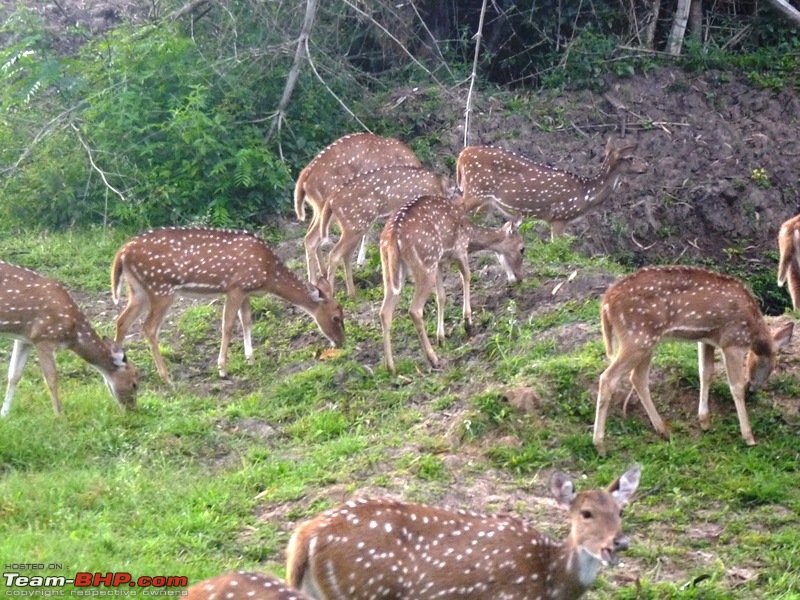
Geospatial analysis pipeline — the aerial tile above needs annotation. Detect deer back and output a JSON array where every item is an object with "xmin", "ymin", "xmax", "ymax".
[
  {"xmin": 1, "ymin": 261, "xmax": 138, "ymax": 409},
  {"xmin": 457, "ymin": 142, "xmax": 646, "ymax": 222},
  {"xmin": 113, "ymin": 227, "xmax": 345, "ymax": 347},
  {"xmin": 1, "ymin": 261, "xmax": 87, "ymax": 345},
  {"xmin": 601, "ymin": 266, "xmax": 791, "ymax": 383},
  {"xmin": 321, "ymin": 166, "xmax": 453, "ymax": 239},
  {"xmin": 381, "ymin": 195, "xmax": 468, "ymax": 267},
  {"xmin": 294, "ymin": 133, "xmax": 422, "ymax": 220},
  {"xmin": 113, "ymin": 227, "xmax": 302, "ymax": 298},
  {"xmin": 186, "ymin": 572, "xmax": 308, "ymax": 600},
  {"xmin": 287, "ymin": 466, "xmax": 640, "ymax": 600}
]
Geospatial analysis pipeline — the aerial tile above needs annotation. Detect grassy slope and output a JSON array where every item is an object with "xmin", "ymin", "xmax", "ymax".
[{"xmin": 0, "ymin": 227, "xmax": 799, "ymax": 598}]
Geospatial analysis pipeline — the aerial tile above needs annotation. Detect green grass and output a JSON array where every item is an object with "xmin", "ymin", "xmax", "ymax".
[{"xmin": 1, "ymin": 227, "xmax": 799, "ymax": 597}]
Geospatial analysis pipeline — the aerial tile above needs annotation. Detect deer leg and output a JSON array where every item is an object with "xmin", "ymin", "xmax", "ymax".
[
  {"xmin": 408, "ymin": 269, "xmax": 440, "ymax": 368},
  {"xmin": 434, "ymin": 270, "xmax": 446, "ymax": 345},
  {"xmin": 379, "ymin": 284, "xmax": 402, "ymax": 375},
  {"xmin": 629, "ymin": 350, "xmax": 670, "ymax": 440},
  {"xmin": 697, "ymin": 342, "xmax": 715, "ymax": 431},
  {"xmin": 721, "ymin": 345, "xmax": 756, "ymax": 446},
  {"xmin": 327, "ymin": 229, "xmax": 363, "ymax": 299},
  {"xmin": 304, "ymin": 217, "xmax": 324, "ymax": 281},
  {"xmin": 356, "ymin": 235, "xmax": 368, "ymax": 268},
  {"xmin": 550, "ymin": 220, "xmax": 568, "ymax": 239},
  {"xmin": 219, "ymin": 289, "xmax": 245, "ymax": 378},
  {"xmin": 142, "ymin": 295, "xmax": 175, "ymax": 384},
  {"xmin": 34, "ymin": 342, "xmax": 62, "ymax": 416},
  {"xmin": 594, "ymin": 347, "xmax": 645, "ymax": 455},
  {"xmin": 1, "ymin": 340, "xmax": 33, "ymax": 418},
  {"xmin": 454, "ymin": 253, "xmax": 473, "ymax": 336},
  {"xmin": 238, "ymin": 298, "xmax": 254, "ymax": 364},
  {"xmin": 114, "ymin": 281, "xmax": 149, "ymax": 342}
]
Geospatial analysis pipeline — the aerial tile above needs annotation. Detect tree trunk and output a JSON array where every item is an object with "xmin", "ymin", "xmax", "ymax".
[
  {"xmin": 765, "ymin": 0, "xmax": 800, "ymax": 28},
  {"xmin": 666, "ymin": 0, "xmax": 691, "ymax": 55},
  {"xmin": 644, "ymin": 0, "xmax": 661, "ymax": 50},
  {"xmin": 265, "ymin": 0, "xmax": 318, "ymax": 142},
  {"xmin": 688, "ymin": 0, "xmax": 703, "ymax": 42}
]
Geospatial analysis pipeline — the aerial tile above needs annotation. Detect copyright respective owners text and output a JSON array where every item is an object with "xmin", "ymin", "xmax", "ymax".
[{"xmin": 4, "ymin": 565, "xmax": 188, "ymax": 596}]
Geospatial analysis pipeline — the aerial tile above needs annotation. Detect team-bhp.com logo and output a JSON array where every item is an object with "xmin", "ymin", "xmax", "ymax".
[{"xmin": 4, "ymin": 571, "xmax": 188, "ymax": 596}]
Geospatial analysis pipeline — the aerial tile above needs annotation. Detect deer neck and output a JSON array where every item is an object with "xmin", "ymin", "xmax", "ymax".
[
  {"xmin": 68, "ymin": 320, "xmax": 114, "ymax": 373},
  {"xmin": 463, "ymin": 221, "xmax": 503, "ymax": 253},
  {"xmin": 261, "ymin": 261, "xmax": 318, "ymax": 314},
  {"xmin": 543, "ymin": 538, "xmax": 601, "ymax": 600},
  {"xmin": 579, "ymin": 160, "xmax": 625, "ymax": 210}
]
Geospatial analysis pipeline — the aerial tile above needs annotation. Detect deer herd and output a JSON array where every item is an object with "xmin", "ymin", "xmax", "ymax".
[{"xmin": 2, "ymin": 131, "xmax": 798, "ymax": 598}]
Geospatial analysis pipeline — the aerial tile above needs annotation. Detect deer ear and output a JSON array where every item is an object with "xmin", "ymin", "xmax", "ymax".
[
  {"xmin": 307, "ymin": 279, "xmax": 332, "ymax": 303},
  {"xmin": 550, "ymin": 470, "xmax": 576, "ymax": 507},
  {"xmin": 772, "ymin": 321, "xmax": 794, "ymax": 350},
  {"xmin": 106, "ymin": 339, "xmax": 128, "ymax": 367},
  {"xmin": 608, "ymin": 465, "xmax": 641, "ymax": 506},
  {"xmin": 501, "ymin": 221, "xmax": 517, "ymax": 236}
]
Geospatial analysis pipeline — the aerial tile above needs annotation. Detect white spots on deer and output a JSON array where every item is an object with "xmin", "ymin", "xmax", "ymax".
[
  {"xmin": 456, "ymin": 140, "xmax": 647, "ymax": 239},
  {"xmin": 295, "ymin": 133, "xmax": 423, "ymax": 280},
  {"xmin": 594, "ymin": 265, "xmax": 793, "ymax": 455},
  {"xmin": 378, "ymin": 195, "xmax": 524, "ymax": 373},
  {"xmin": 185, "ymin": 571, "xmax": 309, "ymax": 600},
  {"xmin": 112, "ymin": 227, "xmax": 345, "ymax": 382},
  {"xmin": 0, "ymin": 261, "xmax": 138, "ymax": 417},
  {"xmin": 286, "ymin": 467, "xmax": 640, "ymax": 600}
]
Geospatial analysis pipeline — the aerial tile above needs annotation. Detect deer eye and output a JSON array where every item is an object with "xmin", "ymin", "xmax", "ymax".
[
  {"xmin": 519, "ymin": 247, "xmax": 525, "ymax": 255},
  {"xmin": 333, "ymin": 315, "xmax": 342, "ymax": 324},
  {"xmin": 581, "ymin": 510, "xmax": 593, "ymax": 519}
]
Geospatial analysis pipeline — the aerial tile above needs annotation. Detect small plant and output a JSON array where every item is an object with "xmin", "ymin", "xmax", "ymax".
[{"xmin": 750, "ymin": 168, "xmax": 772, "ymax": 188}]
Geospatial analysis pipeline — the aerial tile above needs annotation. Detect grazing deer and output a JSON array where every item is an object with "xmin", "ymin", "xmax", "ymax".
[
  {"xmin": 456, "ymin": 139, "xmax": 647, "ymax": 239},
  {"xmin": 286, "ymin": 466, "xmax": 641, "ymax": 600},
  {"xmin": 379, "ymin": 195, "xmax": 524, "ymax": 373},
  {"xmin": 777, "ymin": 214, "xmax": 800, "ymax": 311},
  {"xmin": 0, "ymin": 261, "xmax": 138, "ymax": 417},
  {"xmin": 186, "ymin": 571, "xmax": 309, "ymax": 600},
  {"xmin": 594, "ymin": 265, "xmax": 793, "ymax": 456},
  {"xmin": 315, "ymin": 165, "xmax": 455, "ymax": 297},
  {"xmin": 295, "ymin": 133, "xmax": 422, "ymax": 280},
  {"xmin": 111, "ymin": 227, "xmax": 345, "ymax": 383}
]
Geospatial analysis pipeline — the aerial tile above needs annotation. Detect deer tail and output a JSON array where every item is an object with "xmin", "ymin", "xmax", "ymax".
[
  {"xmin": 600, "ymin": 302, "xmax": 615, "ymax": 360},
  {"xmin": 111, "ymin": 250, "xmax": 125, "ymax": 305},
  {"xmin": 294, "ymin": 169, "xmax": 308, "ymax": 222},
  {"xmin": 285, "ymin": 527, "xmax": 310, "ymax": 590},
  {"xmin": 381, "ymin": 237, "xmax": 403, "ymax": 296}
]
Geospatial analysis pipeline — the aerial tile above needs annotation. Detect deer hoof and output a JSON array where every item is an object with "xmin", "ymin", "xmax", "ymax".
[{"xmin": 699, "ymin": 415, "xmax": 711, "ymax": 431}]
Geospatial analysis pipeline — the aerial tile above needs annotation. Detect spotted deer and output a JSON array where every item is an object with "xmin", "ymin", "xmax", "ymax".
[
  {"xmin": 186, "ymin": 571, "xmax": 309, "ymax": 600},
  {"xmin": 295, "ymin": 133, "xmax": 422, "ymax": 280},
  {"xmin": 777, "ymin": 214, "xmax": 800, "ymax": 311},
  {"xmin": 0, "ymin": 261, "xmax": 138, "ymax": 417},
  {"xmin": 315, "ymin": 165, "xmax": 455, "ymax": 297},
  {"xmin": 379, "ymin": 195, "xmax": 524, "ymax": 373},
  {"xmin": 286, "ymin": 466, "xmax": 641, "ymax": 600},
  {"xmin": 594, "ymin": 265, "xmax": 793, "ymax": 456},
  {"xmin": 111, "ymin": 227, "xmax": 345, "ymax": 383},
  {"xmin": 456, "ymin": 139, "xmax": 647, "ymax": 239}
]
